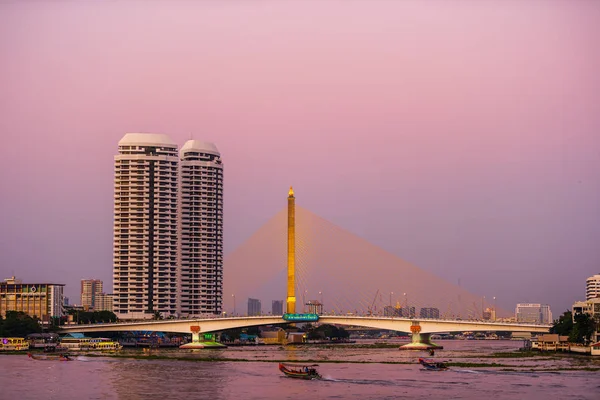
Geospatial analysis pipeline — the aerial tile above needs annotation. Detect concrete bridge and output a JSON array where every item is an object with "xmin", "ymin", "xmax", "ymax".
[{"xmin": 60, "ymin": 315, "xmax": 550, "ymax": 349}]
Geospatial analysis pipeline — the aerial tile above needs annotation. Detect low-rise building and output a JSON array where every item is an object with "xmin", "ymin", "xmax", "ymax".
[
  {"xmin": 572, "ymin": 298, "xmax": 600, "ymax": 343},
  {"xmin": 0, "ymin": 276, "xmax": 64, "ymax": 322}
]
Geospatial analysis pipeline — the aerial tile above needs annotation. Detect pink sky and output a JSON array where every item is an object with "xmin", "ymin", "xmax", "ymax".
[{"xmin": 0, "ymin": 1, "xmax": 598, "ymax": 314}]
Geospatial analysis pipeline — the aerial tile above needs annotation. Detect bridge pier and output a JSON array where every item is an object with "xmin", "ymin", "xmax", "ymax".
[
  {"xmin": 399, "ymin": 322, "xmax": 442, "ymax": 350},
  {"xmin": 399, "ymin": 332, "xmax": 443, "ymax": 350},
  {"xmin": 179, "ymin": 326, "xmax": 226, "ymax": 349}
]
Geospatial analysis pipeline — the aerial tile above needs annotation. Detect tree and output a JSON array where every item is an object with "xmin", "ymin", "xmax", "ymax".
[
  {"xmin": 569, "ymin": 313, "xmax": 595, "ymax": 344},
  {"xmin": 306, "ymin": 324, "xmax": 349, "ymax": 340},
  {"xmin": 0, "ymin": 311, "xmax": 42, "ymax": 336},
  {"xmin": 550, "ymin": 311, "xmax": 573, "ymax": 336}
]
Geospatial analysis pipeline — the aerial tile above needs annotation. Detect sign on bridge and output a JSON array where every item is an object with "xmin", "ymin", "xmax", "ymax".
[{"xmin": 283, "ymin": 313, "xmax": 319, "ymax": 322}]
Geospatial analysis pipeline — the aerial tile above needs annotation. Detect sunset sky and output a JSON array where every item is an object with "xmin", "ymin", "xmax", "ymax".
[{"xmin": 1, "ymin": 1, "xmax": 598, "ymax": 315}]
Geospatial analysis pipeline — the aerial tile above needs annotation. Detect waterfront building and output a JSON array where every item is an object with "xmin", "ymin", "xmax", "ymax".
[
  {"xmin": 248, "ymin": 298, "xmax": 261, "ymax": 316},
  {"xmin": 586, "ymin": 274, "xmax": 600, "ymax": 300},
  {"xmin": 272, "ymin": 300, "xmax": 284, "ymax": 315},
  {"xmin": 0, "ymin": 276, "xmax": 64, "ymax": 322},
  {"xmin": 80, "ymin": 279, "xmax": 103, "ymax": 310},
  {"xmin": 179, "ymin": 140, "xmax": 224, "ymax": 317},
  {"xmin": 515, "ymin": 303, "xmax": 552, "ymax": 324},
  {"xmin": 572, "ymin": 298, "xmax": 600, "ymax": 342},
  {"xmin": 113, "ymin": 133, "xmax": 179, "ymax": 320}
]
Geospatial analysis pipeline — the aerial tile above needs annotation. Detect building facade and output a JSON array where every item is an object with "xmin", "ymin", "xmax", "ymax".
[
  {"xmin": 272, "ymin": 300, "xmax": 284, "ymax": 316},
  {"xmin": 95, "ymin": 293, "xmax": 114, "ymax": 312},
  {"xmin": 420, "ymin": 307, "xmax": 440, "ymax": 319},
  {"xmin": 113, "ymin": 133, "xmax": 179, "ymax": 319},
  {"xmin": 248, "ymin": 298, "xmax": 261, "ymax": 316},
  {"xmin": 515, "ymin": 303, "xmax": 552, "ymax": 324},
  {"xmin": 0, "ymin": 276, "xmax": 64, "ymax": 322},
  {"xmin": 179, "ymin": 140, "xmax": 224, "ymax": 317},
  {"xmin": 586, "ymin": 274, "xmax": 600, "ymax": 300},
  {"xmin": 81, "ymin": 279, "xmax": 103, "ymax": 310}
]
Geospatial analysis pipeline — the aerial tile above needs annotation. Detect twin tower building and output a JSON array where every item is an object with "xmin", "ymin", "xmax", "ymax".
[{"xmin": 113, "ymin": 133, "xmax": 224, "ymax": 320}]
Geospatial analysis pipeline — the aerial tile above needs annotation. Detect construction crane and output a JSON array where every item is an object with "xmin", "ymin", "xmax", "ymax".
[{"xmin": 367, "ymin": 289, "xmax": 380, "ymax": 316}]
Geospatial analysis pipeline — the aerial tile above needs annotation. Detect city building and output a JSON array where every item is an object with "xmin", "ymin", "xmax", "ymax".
[
  {"xmin": 586, "ymin": 274, "xmax": 600, "ymax": 300},
  {"xmin": 248, "ymin": 298, "xmax": 261, "ymax": 316},
  {"xmin": 420, "ymin": 307, "xmax": 440, "ymax": 319},
  {"xmin": 113, "ymin": 133, "xmax": 179, "ymax": 320},
  {"xmin": 272, "ymin": 300, "xmax": 283, "ymax": 315},
  {"xmin": 400, "ymin": 306, "xmax": 416, "ymax": 318},
  {"xmin": 384, "ymin": 305, "xmax": 400, "ymax": 317},
  {"xmin": 0, "ymin": 276, "xmax": 64, "ymax": 322},
  {"xmin": 515, "ymin": 303, "xmax": 552, "ymax": 324},
  {"xmin": 179, "ymin": 140, "xmax": 224, "ymax": 317},
  {"xmin": 95, "ymin": 293, "xmax": 114, "ymax": 313},
  {"xmin": 306, "ymin": 300, "xmax": 323, "ymax": 315},
  {"xmin": 81, "ymin": 279, "xmax": 103, "ymax": 310}
]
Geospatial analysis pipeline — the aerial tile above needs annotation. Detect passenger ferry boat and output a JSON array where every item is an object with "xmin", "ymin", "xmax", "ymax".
[
  {"xmin": 60, "ymin": 336, "xmax": 122, "ymax": 352},
  {"xmin": 0, "ymin": 337, "xmax": 28, "ymax": 351},
  {"xmin": 60, "ymin": 337, "xmax": 92, "ymax": 351},
  {"xmin": 89, "ymin": 338, "xmax": 122, "ymax": 351}
]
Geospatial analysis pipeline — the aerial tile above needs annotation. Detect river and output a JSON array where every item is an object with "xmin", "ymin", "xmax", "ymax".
[{"xmin": 1, "ymin": 340, "xmax": 598, "ymax": 399}]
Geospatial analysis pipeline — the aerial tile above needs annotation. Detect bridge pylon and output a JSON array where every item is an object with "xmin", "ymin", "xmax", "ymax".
[{"xmin": 399, "ymin": 322, "xmax": 443, "ymax": 350}]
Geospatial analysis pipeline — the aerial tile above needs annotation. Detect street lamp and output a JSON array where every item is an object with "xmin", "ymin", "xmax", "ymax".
[
  {"xmin": 482, "ymin": 296, "xmax": 485, "ymax": 320},
  {"xmin": 389, "ymin": 292, "xmax": 393, "ymax": 308},
  {"xmin": 493, "ymin": 296, "xmax": 497, "ymax": 321},
  {"xmin": 303, "ymin": 290, "xmax": 308, "ymax": 313},
  {"xmin": 319, "ymin": 291, "xmax": 323, "ymax": 314},
  {"xmin": 232, "ymin": 294, "xmax": 236, "ymax": 315}
]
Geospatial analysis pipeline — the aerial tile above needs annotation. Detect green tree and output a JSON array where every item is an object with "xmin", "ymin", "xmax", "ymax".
[
  {"xmin": 0, "ymin": 311, "xmax": 42, "ymax": 336},
  {"xmin": 569, "ymin": 313, "xmax": 595, "ymax": 344},
  {"xmin": 550, "ymin": 311, "xmax": 573, "ymax": 336},
  {"xmin": 306, "ymin": 324, "xmax": 349, "ymax": 340}
]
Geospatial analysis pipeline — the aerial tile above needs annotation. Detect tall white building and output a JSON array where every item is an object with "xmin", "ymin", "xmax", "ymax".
[
  {"xmin": 113, "ymin": 133, "xmax": 179, "ymax": 319},
  {"xmin": 515, "ymin": 303, "xmax": 552, "ymax": 324},
  {"xmin": 179, "ymin": 140, "xmax": 224, "ymax": 316},
  {"xmin": 586, "ymin": 274, "xmax": 600, "ymax": 300}
]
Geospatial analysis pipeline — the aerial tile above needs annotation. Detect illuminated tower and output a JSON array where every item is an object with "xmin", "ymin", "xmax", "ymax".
[{"xmin": 286, "ymin": 186, "xmax": 296, "ymax": 314}]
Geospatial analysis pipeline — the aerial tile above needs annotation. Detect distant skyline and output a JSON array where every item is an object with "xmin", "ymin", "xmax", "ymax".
[{"xmin": 1, "ymin": 1, "xmax": 599, "ymax": 316}]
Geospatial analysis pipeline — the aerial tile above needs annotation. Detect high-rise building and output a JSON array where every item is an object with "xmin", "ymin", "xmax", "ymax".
[
  {"xmin": 515, "ymin": 303, "xmax": 552, "ymax": 324},
  {"xmin": 179, "ymin": 140, "xmax": 224, "ymax": 317},
  {"xmin": 248, "ymin": 298, "xmax": 261, "ymax": 316},
  {"xmin": 272, "ymin": 300, "xmax": 284, "ymax": 315},
  {"xmin": 113, "ymin": 133, "xmax": 179, "ymax": 320},
  {"xmin": 81, "ymin": 279, "xmax": 103, "ymax": 310},
  {"xmin": 0, "ymin": 276, "xmax": 64, "ymax": 322},
  {"xmin": 586, "ymin": 274, "xmax": 600, "ymax": 300},
  {"xmin": 95, "ymin": 293, "xmax": 114, "ymax": 312}
]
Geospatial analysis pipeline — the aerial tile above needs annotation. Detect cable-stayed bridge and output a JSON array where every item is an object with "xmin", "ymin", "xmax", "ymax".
[
  {"xmin": 60, "ymin": 204, "xmax": 550, "ymax": 347},
  {"xmin": 224, "ymin": 206, "xmax": 510, "ymax": 319}
]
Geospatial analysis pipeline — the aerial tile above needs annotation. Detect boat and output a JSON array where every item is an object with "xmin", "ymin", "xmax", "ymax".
[
  {"xmin": 0, "ymin": 337, "xmax": 28, "ymax": 351},
  {"xmin": 28, "ymin": 353, "xmax": 74, "ymax": 361},
  {"xmin": 278, "ymin": 362, "xmax": 321, "ymax": 380},
  {"xmin": 419, "ymin": 358, "xmax": 448, "ymax": 371}
]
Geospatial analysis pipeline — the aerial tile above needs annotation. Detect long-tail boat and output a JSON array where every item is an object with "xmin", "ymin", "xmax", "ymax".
[
  {"xmin": 28, "ymin": 353, "xmax": 74, "ymax": 361},
  {"xmin": 419, "ymin": 358, "xmax": 448, "ymax": 371},
  {"xmin": 278, "ymin": 362, "xmax": 321, "ymax": 379}
]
